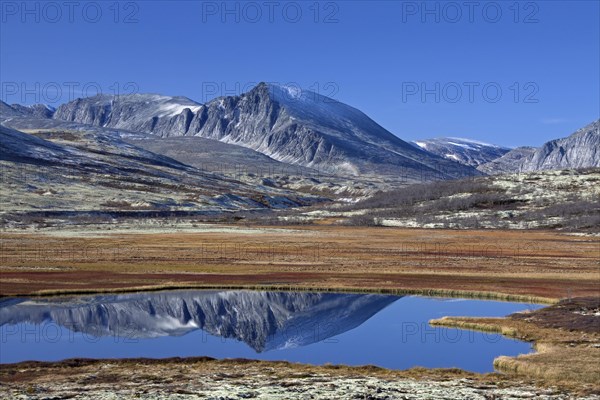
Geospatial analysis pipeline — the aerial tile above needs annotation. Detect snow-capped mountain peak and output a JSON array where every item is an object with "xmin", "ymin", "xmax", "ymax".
[{"xmin": 411, "ymin": 137, "xmax": 510, "ymax": 168}]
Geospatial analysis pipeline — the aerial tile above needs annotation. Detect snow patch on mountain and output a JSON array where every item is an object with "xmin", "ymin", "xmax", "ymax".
[
  {"xmin": 411, "ymin": 137, "xmax": 510, "ymax": 168},
  {"xmin": 157, "ymin": 103, "xmax": 203, "ymax": 117}
]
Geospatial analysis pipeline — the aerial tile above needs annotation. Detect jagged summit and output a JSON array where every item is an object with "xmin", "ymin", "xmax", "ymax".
[{"xmin": 261, "ymin": 82, "xmax": 416, "ymax": 147}]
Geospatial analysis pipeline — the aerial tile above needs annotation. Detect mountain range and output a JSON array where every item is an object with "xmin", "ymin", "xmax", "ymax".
[
  {"xmin": 4, "ymin": 83, "xmax": 480, "ymax": 181},
  {"xmin": 1, "ymin": 82, "xmax": 598, "ymax": 224}
]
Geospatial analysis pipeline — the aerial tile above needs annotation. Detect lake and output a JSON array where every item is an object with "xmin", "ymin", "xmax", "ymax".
[{"xmin": 0, "ymin": 290, "xmax": 544, "ymax": 372}]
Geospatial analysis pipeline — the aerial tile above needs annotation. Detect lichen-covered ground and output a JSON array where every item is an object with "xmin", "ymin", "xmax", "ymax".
[{"xmin": 0, "ymin": 358, "xmax": 593, "ymax": 400}]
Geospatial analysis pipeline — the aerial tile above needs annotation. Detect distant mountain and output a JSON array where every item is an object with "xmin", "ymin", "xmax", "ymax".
[
  {"xmin": 50, "ymin": 83, "xmax": 480, "ymax": 182},
  {"xmin": 52, "ymin": 93, "xmax": 202, "ymax": 133},
  {"xmin": 0, "ymin": 290, "xmax": 400, "ymax": 352},
  {"xmin": 477, "ymin": 146, "xmax": 537, "ymax": 175},
  {"xmin": 478, "ymin": 120, "xmax": 599, "ymax": 174},
  {"xmin": 0, "ymin": 102, "xmax": 55, "ymax": 119},
  {"xmin": 4, "ymin": 90, "xmax": 597, "ymax": 184},
  {"xmin": 412, "ymin": 138, "xmax": 510, "ymax": 168}
]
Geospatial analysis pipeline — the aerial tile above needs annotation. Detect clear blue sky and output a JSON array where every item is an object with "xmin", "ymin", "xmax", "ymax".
[{"xmin": 1, "ymin": 1, "xmax": 598, "ymax": 147}]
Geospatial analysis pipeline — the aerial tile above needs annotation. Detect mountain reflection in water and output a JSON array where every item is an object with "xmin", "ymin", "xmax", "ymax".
[{"xmin": 0, "ymin": 291, "xmax": 400, "ymax": 352}]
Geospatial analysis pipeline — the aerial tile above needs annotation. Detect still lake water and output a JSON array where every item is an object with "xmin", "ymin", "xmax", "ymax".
[{"xmin": 0, "ymin": 290, "xmax": 544, "ymax": 372}]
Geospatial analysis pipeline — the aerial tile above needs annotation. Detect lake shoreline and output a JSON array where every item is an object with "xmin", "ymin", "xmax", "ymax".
[
  {"xmin": 1, "ymin": 226, "xmax": 598, "ymax": 397},
  {"xmin": 0, "ymin": 285, "xmax": 557, "ymax": 305},
  {"xmin": 1, "ymin": 295, "xmax": 598, "ymax": 397}
]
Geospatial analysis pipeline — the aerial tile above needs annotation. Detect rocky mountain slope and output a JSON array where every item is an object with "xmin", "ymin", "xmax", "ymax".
[
  {"xmin": 49, "ymin": 83, "xmax": 479, "ymax": 181},
  {"xmin": 477, "ymin": 147, "xmax": 537, "ymax": 175},
  {"xmin": 1, "ymin": 114, "xmax": 386, "ymax": 200},
  {"xmin": 478, "ymin": 120, "xmax": 599, "ymax": 174},
  {"xmin": 0, "ymin": 122, "xmax": 321, "ymax": 226},
  {"xmin": 52, "ymin": 93, "xmax": 202, "ymax": 132},
  {"xmin": 0, "ymin": 291, "xmax": 399, "ymax": 352},
  {"xmin": 412, "ymin": 138, "xmax": 510, "ymax": 168}
]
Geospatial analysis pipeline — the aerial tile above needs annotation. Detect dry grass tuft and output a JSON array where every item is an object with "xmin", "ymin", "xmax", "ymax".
[{"xmin": 430, "ymin": 297, "xmax": 600, "ymax": 394}]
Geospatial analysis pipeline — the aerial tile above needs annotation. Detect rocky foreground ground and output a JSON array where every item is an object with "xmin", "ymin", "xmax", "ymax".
[{"xmin": 0, "ymin": 358, "xmax": 595, "ymax": 400}]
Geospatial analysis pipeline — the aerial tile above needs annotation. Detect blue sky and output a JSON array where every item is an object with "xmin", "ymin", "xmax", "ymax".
[{"xmin": 1, "ymin": 1, "xmax": 598, "ymax": 147}]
